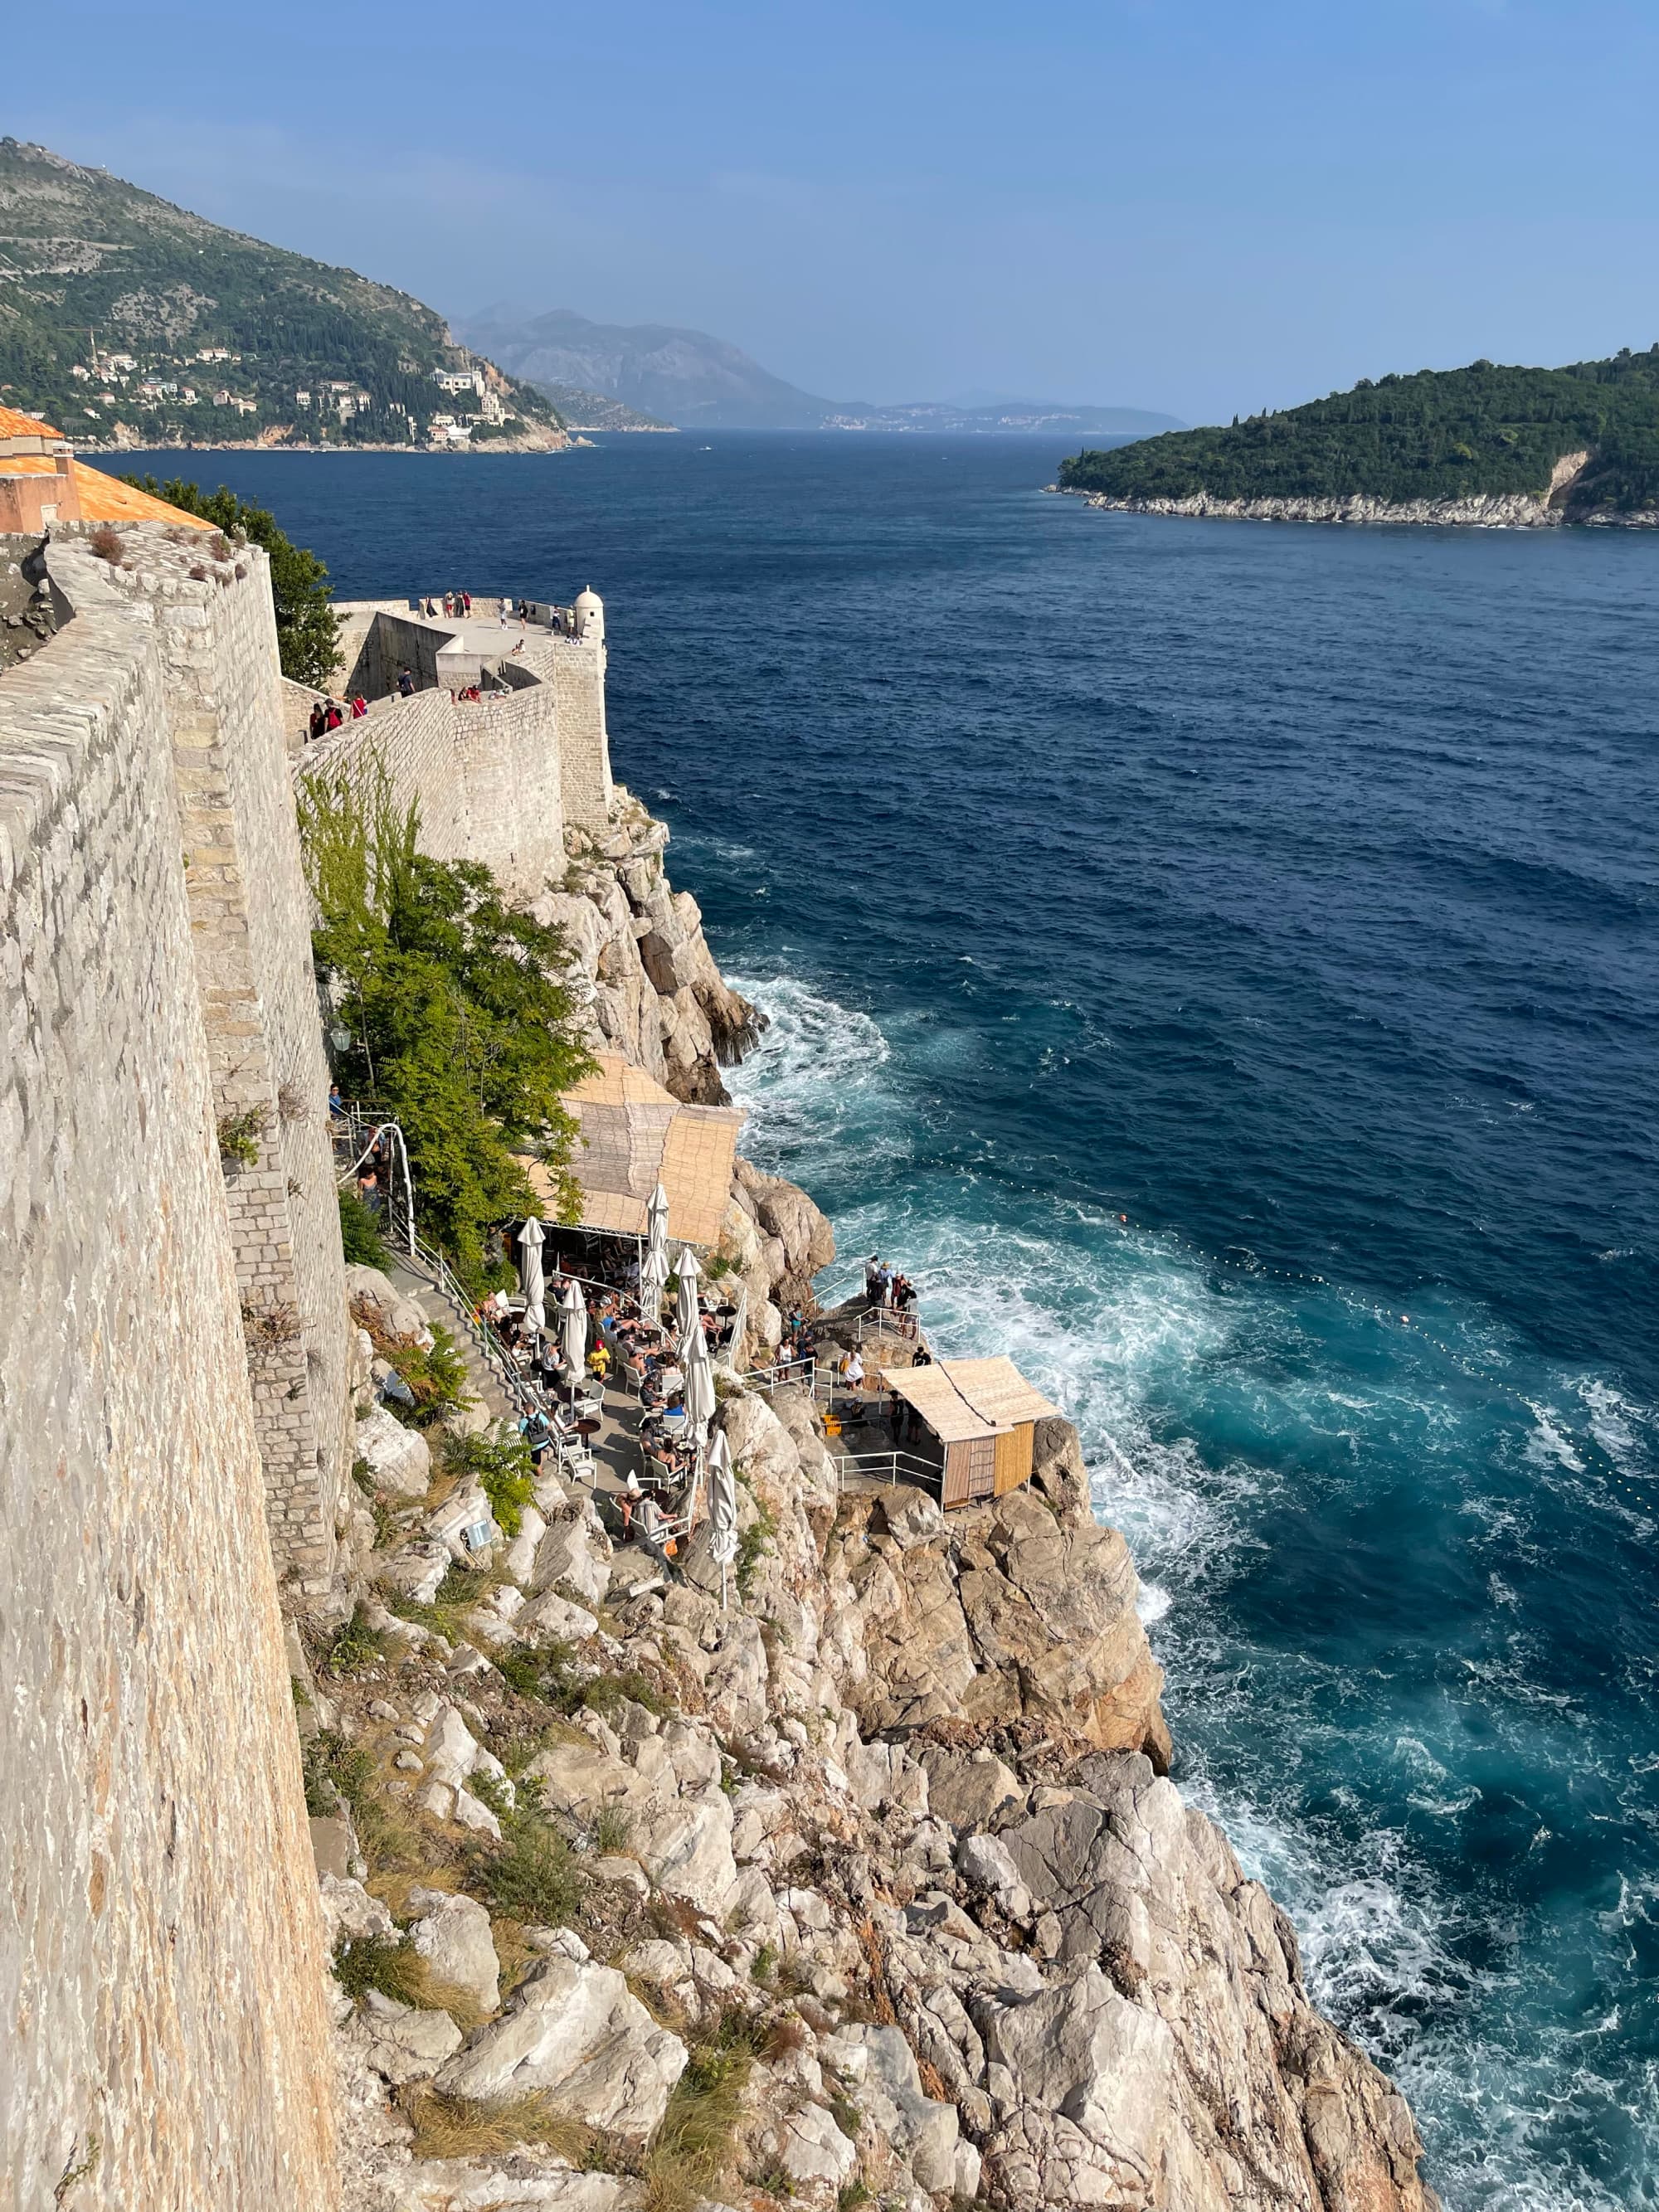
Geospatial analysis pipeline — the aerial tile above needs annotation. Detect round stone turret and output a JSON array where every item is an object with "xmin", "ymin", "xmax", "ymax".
[{"xmin": 572, "ymin": 585, "xmax": 604, "ymax": 643}]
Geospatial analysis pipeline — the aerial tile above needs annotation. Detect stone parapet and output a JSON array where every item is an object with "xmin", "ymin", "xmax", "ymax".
[{"xmin": 0, "ymin": 530, "xmax": 338, "ymax": 2205}]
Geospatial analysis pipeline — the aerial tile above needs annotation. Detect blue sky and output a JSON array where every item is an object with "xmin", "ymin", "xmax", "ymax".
[{"xmin": 17, "ymin": 0, "xmax": 1659, "ymax": 422}]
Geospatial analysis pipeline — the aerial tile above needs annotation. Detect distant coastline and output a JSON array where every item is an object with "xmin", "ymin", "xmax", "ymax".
[{"xmin": 1052, "ymin": 484, "xmax": 1659, "ymax": 529}]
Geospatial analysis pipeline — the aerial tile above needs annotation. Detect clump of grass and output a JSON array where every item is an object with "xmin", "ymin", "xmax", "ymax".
[
  {"xmin": 303, "ymin": 1730, "xmax": 431, "ymax": 1874},
  {"xmin": 750, "ymin": 1942, "xmax": 778, "ymax": 1988},
  {"xmin": 735, "ymin": 1503, "xmax": 776, "ymax": 1597},
  {"xmin": 389, "ymin": 1561, "xmax": 499, "ymax": 1645},
  {"xmin": 326, "ymin": 1602, "xmax": 392, "ymax": 1676},
  {"xmin": 87, "ymin": 523, "xmax": 124, "ymax": 563},
  {"xmin": 644, "ymin": 2010, "xmax": 761, "ymax": 2212},
  {"xmin": 400, "ymin": 2087, "xmax": 622, "ymax": 2165},
  {"xmin": 591, "ymin": 1802, "xmax": 632, "ymax": 1855},
  {"xmin": 467, "ymin": 1815, "xmax": 583, "ymax": 1927},
  {"xmin": 829, "ymin": 2092, "xmax": 861, "ymax": 2144},
  {"xmin": 333, "ymin": 1932, "xmax": 426, "ymax": 2006},
  {"xmin": 837, "ymin": 2184, "xmax": 872, "ymax": 2212},
  {"xmin": 493, "ymin": 1638, "xmax": 669, "ymax": 1723}
]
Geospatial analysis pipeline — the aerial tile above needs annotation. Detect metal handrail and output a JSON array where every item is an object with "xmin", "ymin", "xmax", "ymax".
[{"xmin": 830, "ymin": 1449, "xmax": 942, "ymax": 1494}]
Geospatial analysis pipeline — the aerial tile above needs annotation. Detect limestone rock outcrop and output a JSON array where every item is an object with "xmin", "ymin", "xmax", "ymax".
[
  {"xmin": 435, "ymin": 1955, "xmax": 688, "ymax": 2140},
  {"xmin": 542, "ymin": 790, "xmax": 761, "ymax": 1105}
]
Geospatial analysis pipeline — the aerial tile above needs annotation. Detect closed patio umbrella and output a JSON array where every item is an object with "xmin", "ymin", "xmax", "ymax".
[
  {"xmin": 518, "ymin": 1216, "xmax": 546, "ymax": 1313},
  {"xmin": 560, "ymin": 1276, "xmax": 587, "ymax": 1383},
  {"xmin": 674, "ymin": 1248, "xmax": 703, "ymax": 1360},
  {"xmin": 707, "ymin": 1427, "xmax": 739, "ymax": 1607},
  {"xmin": 641, "ymin": 1183, "xmax": 672, "ymax": 1326},
  {"xmin": 721, "ymin": 1283, "xmax": 748, "ymax": 1373},
  {"xmin": 683, "ymin": 1311, "xmax": 717, "ymax": 1445}
]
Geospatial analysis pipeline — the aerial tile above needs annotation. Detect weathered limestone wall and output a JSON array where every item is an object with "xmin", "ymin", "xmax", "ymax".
[
  {"xmin": 57, "ymin": 534, "xmax": 356, "ymax": 1607},
  {"xmin": 299, "ymin": 679, "xmax": 565, "ymax": 902},
  {"xmin": 345, "ymin": 605, "xmax": 444, "ymax": 698},
  {"xmin": 0, "ymin": 552, "xmax": 338, "ymax": 2207},
  {"xmin": 550, "ymin": 632, "xmax": 612, "ymax": 827}
]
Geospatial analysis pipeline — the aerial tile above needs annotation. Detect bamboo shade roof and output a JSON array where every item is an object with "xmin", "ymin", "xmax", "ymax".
[
  {"xmin": 881, "ymin": 1356, "xmax": 1061, "ymax": 1443},
  {"xmin": 515, "ymin": 1052, "xmax": 744, "ymax": 1247}
]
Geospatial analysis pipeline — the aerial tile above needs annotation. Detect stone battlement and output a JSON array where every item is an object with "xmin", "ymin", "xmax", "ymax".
[{"xmin": 305, "ymin": 591, "xmax": 613, "ymax": 863}]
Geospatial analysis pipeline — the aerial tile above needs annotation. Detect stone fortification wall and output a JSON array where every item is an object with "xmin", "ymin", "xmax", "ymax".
[
  {"xmin": 122, "ymin": 534, "xmax": 356, "ymax": 1607},
  {"xmin": 550, "ymin": 632, "xmax": 612, "ymax": 827},
  {"xmin": 0, "ymin": 547, "xmax": 338, "ymax": 2206},
  {"xmin": 345, "ymin": 605, "xmax": 444, "ymax": 698},
  {"xmin": 299, "ymin": 678, "xmax": 564, "ymax": 902}
]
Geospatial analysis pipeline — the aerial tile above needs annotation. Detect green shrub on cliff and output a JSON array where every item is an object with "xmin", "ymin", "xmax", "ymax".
[
  {"xmin": 443, "ymin": 1423, "xmax": 535, "ymax": 1537},
  {"xmin": 299, "ymin": 754, "xmax": 592, "ymax": 1284},
  {"xmin": 119, "ymin": 474, "xmax": 339, "ymax": 683},
  {"xmin": 338, "ymin": 1185, "xmax": 390, "ymax": 1266}
]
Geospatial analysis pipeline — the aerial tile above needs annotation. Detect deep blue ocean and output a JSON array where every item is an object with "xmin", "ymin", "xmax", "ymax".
[{"xmin": 136, "ymin": 438, "xmax": 1659, "ymax": 2210}]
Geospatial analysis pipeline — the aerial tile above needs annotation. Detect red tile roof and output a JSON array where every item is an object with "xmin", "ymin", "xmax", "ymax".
[{"xmin": 0, "ymin": 404, "xmax": 63, "ymax": 441}]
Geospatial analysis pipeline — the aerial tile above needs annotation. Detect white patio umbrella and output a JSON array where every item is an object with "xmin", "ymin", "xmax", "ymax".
[
  {"xmin": 523, "ymin": 1300, "xmax": 547, "ymax": 1339},
  {"xmin": 721, "ymin": 1283, "xmax": 748, "ymax": 1373},
  {"xmin": 560, "ymin": 1276, "xmax": 587, "ymax": 1383},
  {"xmin": 707, "ymin": 1427, "xmax": 739, "ymax": 1607},
  {"xmin": 518, "ymin": 1215, "xmax": 546, "ymax": 1312},
  {"xmin": 674, "ymin": 1247, "xmax": 703, "ymax": 1359},
  {"xmin": 683, "ymin": 1311, "xmax": 717, "ymax": 1445},
  {"xmin": 640, "ymin": 1182, "xmax": 672, "ymax": 1326}
]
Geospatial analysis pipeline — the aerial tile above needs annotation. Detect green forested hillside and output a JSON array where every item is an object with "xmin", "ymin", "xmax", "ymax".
[
  {"xmin": 0, "ymin": 139, "xmax": 562, "ymax": 448},
  {"xmin": 1059, "ymin": 352, "xmax": 1659, "ymax": 516}
]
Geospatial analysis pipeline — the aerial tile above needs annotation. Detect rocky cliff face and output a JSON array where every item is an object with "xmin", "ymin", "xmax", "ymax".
[
  {"xmin": 306, "ymin": 795, "xmax": 1434, "ymax": 2211},
  {"xmin": 316, "ymin": 1337, "xmax": 1437, "ymax": 2212},
  {"xmin": 1058, "ymin": 484, "xmax": 1659, "ymax": 529},
  {"xmin": 535, "ymin": 788, "xmax": 762, "ymax": 1106},
  {"xmin": 533, "ymin": 787, "xmax": 833, "ymax": 1359}
]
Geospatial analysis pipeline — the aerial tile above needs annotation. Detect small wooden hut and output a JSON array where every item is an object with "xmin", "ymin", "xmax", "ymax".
[{"xmin": 881, "ymin": 1356, "xmax": 1061, "ymax": 1510}]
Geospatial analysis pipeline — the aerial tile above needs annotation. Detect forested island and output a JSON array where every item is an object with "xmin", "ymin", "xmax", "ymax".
[{"xmin": 1059, "ymin": 349, "xmax": 1659, "ymax": 523}]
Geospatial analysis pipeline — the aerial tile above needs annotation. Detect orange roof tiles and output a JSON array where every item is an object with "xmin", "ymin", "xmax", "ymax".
[
  {"xmin": 2, "ymin": 454, "xmax": 214, "ymax": 529},
  {"xmin": 71, "ymin": 461, "xmax": 214, "ymax": 528},
  {"xmin": 0, "ymin": 405, "xmax": 62, "ymax": 441}
]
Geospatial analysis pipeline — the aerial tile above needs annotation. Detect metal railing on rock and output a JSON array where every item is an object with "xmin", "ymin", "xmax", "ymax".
[{"xmin": 829, "ymin": 1448, "xmax": 942, "ymax": 1495}]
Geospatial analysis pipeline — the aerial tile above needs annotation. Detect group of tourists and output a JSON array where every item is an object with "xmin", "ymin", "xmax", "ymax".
[
  {"xmin": 478, "ymin": 1242, "xmax": 729, "ymax": 1570},
  {"xmin": 305, "ymin": 692, "xmax": 367, "ymax": 741},
  {"xmin": 864, "ymin": 1254, "xmax": 920, "ymax": 1334},
  {"xmin": 424, "ymin": 591, "xmax": 474, "ymax": 620}
]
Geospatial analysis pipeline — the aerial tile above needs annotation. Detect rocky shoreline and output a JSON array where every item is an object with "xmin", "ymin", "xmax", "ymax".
[
  {"xmin": 314, "ymin": 812, "xmax": 1440, "ymax": 2212},
  {"xmin": 1053, "ymin": 483, "xmax": 1659, "ymax": 529}
]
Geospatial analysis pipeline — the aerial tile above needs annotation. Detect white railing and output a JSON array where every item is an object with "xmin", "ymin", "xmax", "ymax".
[
  {"xmin": 741, "ymin": 1354, "xmax": 817, "ymax": 1395},
  {"xmin": 830, "ymin": 1449, "xmax": 941, "ymax": 1495}
]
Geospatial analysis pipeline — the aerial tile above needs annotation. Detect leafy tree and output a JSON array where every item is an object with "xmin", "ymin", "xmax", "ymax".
[
  {"xmin": 119, "ymin": 474, "xmax": 340, "ymax": 683},
  {"xmin": 299, "ymin": 752, "xmax": 592, "ymax": 1282}
]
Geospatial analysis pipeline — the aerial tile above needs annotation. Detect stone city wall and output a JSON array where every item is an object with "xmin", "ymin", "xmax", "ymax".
[
  {"xmin": 299, "ymin": 677, "xmax": 566, "ymax": 902},
  {"xmin": 134, "ymin": 535, "xmax": 355, "ymax": 1607},
  {"xmin": 0, "ymin": 538, "xmax": 338, "ymax": 2207},
  {"xmin": 549, "ymin": 632, "xmax": 612, "ymax": 829}
]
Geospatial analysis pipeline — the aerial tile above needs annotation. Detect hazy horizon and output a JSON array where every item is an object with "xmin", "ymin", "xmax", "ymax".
[{"xmin": 15, "ymin": 0, "xmax": 1659, "ymax": 426}]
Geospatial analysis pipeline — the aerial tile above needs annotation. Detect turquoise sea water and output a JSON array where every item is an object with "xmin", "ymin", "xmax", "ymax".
[{"xmin": 138, "ymin": 440, "xmax": 1659, "ymax": 2209}]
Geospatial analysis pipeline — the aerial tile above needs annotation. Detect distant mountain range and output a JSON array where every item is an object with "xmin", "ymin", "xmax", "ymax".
[{"xmin": 459, "ymin": 306, "xmax": 1182, "ymax": 436}]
